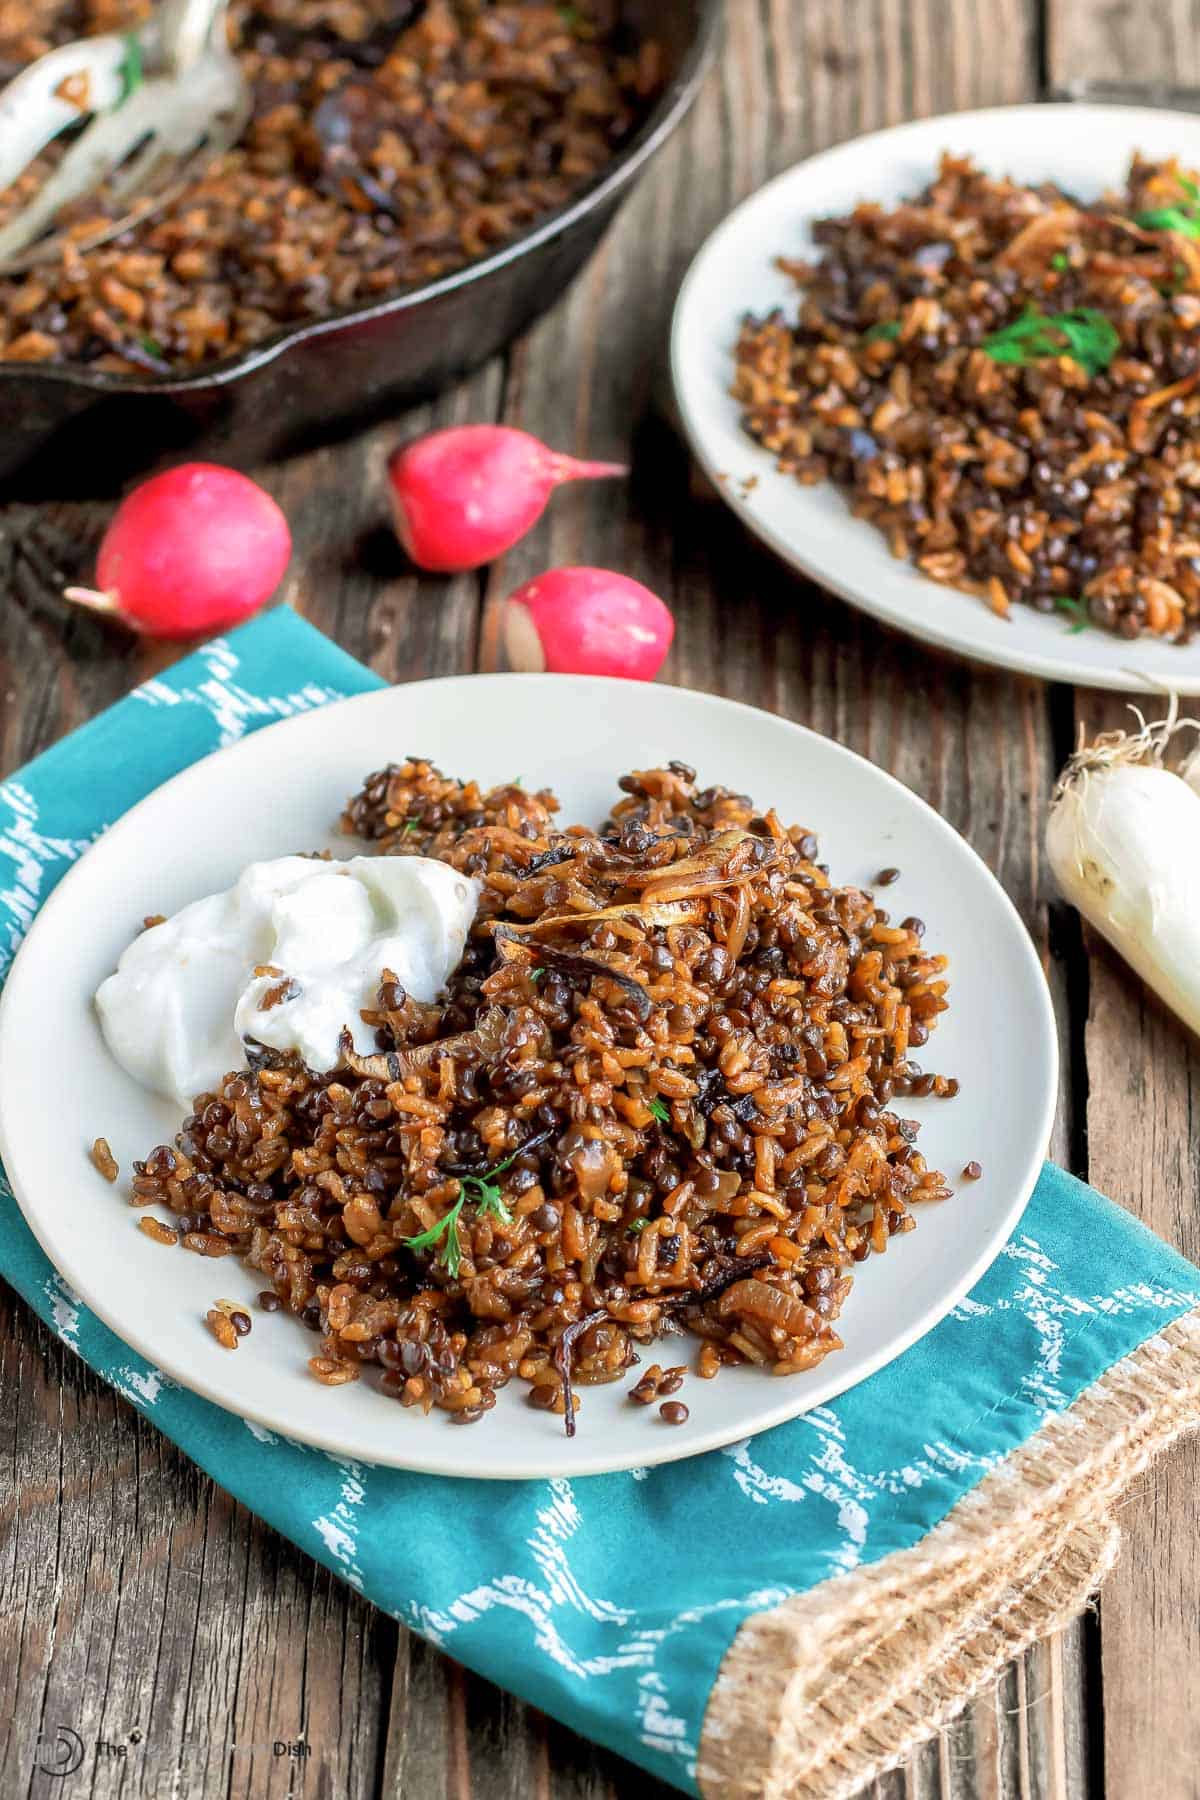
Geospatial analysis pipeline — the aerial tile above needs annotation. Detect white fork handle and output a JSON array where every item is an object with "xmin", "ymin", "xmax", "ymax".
[
  {"xmin": 0, "ymin": 36, "xmax": 128, "ymax": 192},
  {"xmin": 0, "ymin": 0, "xmax": 226, "ymax": 196},
  {"xmin": 156, "ymin": 0, "xmax": 231, "ymax": 74}
]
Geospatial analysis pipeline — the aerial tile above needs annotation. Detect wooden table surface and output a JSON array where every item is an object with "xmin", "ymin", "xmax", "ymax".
[{"xmin": 3, "ymin": 1, "xmax": 1200, "ymax": 1795}]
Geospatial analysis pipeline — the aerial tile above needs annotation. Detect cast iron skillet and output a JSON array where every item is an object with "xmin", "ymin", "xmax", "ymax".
[{"xmin": 0, "ymin": 0, "xmax": 720, "ymax": 497}]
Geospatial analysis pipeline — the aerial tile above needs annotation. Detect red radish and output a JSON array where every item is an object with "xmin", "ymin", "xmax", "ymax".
[
  {"xmin": 502, "ymin": 567, "xmax": 674, "ymax": 682},
  {"xmin": 64, "ymin": 463, "xmax": 292, "ymax": 640},
  {"xmin": 387, "ymin": 425, "xmax": 626, "ymax": 572}
]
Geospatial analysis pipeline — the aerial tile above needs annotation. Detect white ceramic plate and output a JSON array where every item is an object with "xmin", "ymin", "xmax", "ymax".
[
  {"xmin": 672, "ymin": 104, "xmax": 1200, "ymax": 693},
  {"xmin": 0, "ymin": 676, "xmax": 1057, "ymax": 1477}
]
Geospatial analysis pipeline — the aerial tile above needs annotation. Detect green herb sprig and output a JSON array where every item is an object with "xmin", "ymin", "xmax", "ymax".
[
  {"xmin": 402, "ymin": 1194, "xmax": 465, "ymax": 1276},
  {"xmin": 627, "ymin": 1217, "xmax": 650, "ymax": 1236},
  {"xmin": 1055, "ymin": 596, "xmax": 1092, "ymax": 634},
  {"xmin": 1135, "ymin": 174, "xmax": 1200, "ymax": 238},
  {"xmin": 863, "ymin": 321, "xmax": 901, "ymax": 343},
  {"xmin": 401, "ymin": 1133, "xmax": 552, "ymax": 1274},
  {"xmin": 982, "ymin": 308, "xmax": 1119, "ymax": 379},
  {"xmin": 646, "ymin": 1097, "xmax": 670, "ymax": 1124},
  {"xmin": 1136, "ymin": 207, "xmax": 1200, "ymax": 238},
  {"xmin": 457, "ymin": 1146, "xmax": 524, "ymax": 1226},
  {"xmin": 401, "ymin": 1146, "xmax": 526, "ymax": 1273}
]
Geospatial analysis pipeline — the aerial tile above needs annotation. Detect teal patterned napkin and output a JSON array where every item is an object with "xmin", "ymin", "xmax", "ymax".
[{"xmin": 3, "ymin": 608, "xmax": 1198, "ymax": 1795}]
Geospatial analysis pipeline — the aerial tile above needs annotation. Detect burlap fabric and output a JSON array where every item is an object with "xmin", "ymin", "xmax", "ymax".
[{"xmin": 698, "ymin": 1311, "xmax": 1200, "ymax": 1799}]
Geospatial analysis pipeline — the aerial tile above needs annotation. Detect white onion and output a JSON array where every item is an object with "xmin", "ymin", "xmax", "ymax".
[
  {"xmin": 1046, "ymin": 715, "xmax": 1200, "ymax": 1037},
  {"xmin": 1180, "ymin": 739, "xmax": 1200, "ymax": 801}
]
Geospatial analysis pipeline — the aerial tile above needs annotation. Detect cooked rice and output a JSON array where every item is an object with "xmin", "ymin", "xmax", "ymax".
[
  {"xmin": 733, "ymin": 154, "xmax": 1200, "ymax": 642},
  {"xmin": 90, "ymin": 1133, "xmax": 119, "ymax": 1180},
  {"xmin": 205, "ymin": 1307, "xmax": 240, "ymax": 1349},
  {"xmin": 0, "ymin": 0, "xmax": 660, "ymax": 372},
  {"xmin": 127, "ymin": 759, "xmax": 954, "ymax": 1432}
]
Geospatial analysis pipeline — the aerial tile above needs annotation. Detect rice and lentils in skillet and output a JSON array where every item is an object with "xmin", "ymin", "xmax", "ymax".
[
  {"xmin": 127, "ymin": 760, "xmax": 953, "ymax": 1433},
  {"xmin": 0, "ymin": 0, "xmax": 661, "ymax": 373}
]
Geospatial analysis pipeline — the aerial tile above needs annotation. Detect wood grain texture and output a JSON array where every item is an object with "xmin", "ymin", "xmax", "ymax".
[
  {"xmin": 1078, "ymin": 885, "xmax": 1200, "ymax": 1800},
  {"xmin": 1048, "ymin": 0, "xmax": 1200, "ymax": 94},
  {"xmin": 1044, "ymin": 0, "xmax": 1200, "ymax": 1791},
  {"xmin": 3, "ymin": 0, "xmax": 1182, "ymax": 1794}
]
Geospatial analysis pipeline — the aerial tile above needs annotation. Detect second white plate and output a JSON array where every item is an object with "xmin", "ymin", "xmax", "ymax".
[{"xmin": 671, "ymin": 104, "xmax": 1200, "ymax": 693}]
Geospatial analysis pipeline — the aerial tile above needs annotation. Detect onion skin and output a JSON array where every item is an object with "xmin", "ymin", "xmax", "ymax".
[
  {"xmin": 1046, "ymin": 759, "xmax": 1200, "ymax": 1037},
  {"xmin": 502, "ymin": 566, "xmax": 674, "ymax": 680},
  {"xmin": 716, "ymin": 1278, "xmax": 816, "ymax": 1335},
  {"xmin": 65, "ymin": 463, "xmax": 291, "ymax": 639},
  {"xmin": 388, "ymin": 426, "xmax": 626, "ymax": 573}
]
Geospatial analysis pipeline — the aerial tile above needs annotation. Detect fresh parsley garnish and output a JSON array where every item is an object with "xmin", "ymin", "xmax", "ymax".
[
  {"xmin": 864, "ymin": 321, "xmax": 901, "ymax": 342},
  {"xmin": 647, "ymin": 1097, "xmax": 670, "ymax": 1124},
  {"xmin": 627, "ymin": 1218, "xmax": 650, "ymax": 1236},
  {"xmin": 402, "ymin": 1136, "xmax": 549, "ymax": 1271},
  {"xmin": 1050, "ymin": 251, "xmax": 1070, "ymax": 272},
  {"xmin": 530, "ymin": 967, "xmax": 545, "ymax": 982},
  {"xmin": 558, "ymin": 3, "xmax": 582, "ymax": 26},
  {"xmin": 117, "ymin": 33, "xmax": 143, "ymax": 106},
  {"xmin": 1136, "ymin": 206, "xmax": 1200, "ymax": 239},
  {"xmin": 459, "ymin": 1172, "xmax": 513, "ymax": 1225},
  {"xmin": 402, "ymin": 1194, "xmax": 465, "ymax": 1276},
  {"xmin": 456, "ymin": 1141, "xmax": 536, "ymax": 1227},
  {"xmin": 982, "ymin": 308, "xmax": 1119, "ymax": 379},
  {"xmin": 400, "ymin": 819, "xmax": 420, "ymax": 838},
  {"xmin": 1134, "ymin": 174, "xmax": 1200, "ymax": 237},
  {"xmin": 1055, "ymin": 596, "xmax": 1091, "ymax": 634}
]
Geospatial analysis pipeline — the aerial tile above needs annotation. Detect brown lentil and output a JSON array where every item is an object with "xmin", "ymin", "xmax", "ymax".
[
  {"xmin": 962, "ymin": 1160, "xmax": 983, "ymax": 1181},
  {"xmin": 659, "ymin": 1401, "xmax": 689, "ymax": 1425}
]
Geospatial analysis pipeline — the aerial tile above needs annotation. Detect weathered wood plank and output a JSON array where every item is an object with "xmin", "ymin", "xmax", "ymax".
[
  {"xmin": 1045, "ymin": 0, "xmax": 1200, "ymax": 1791},
  {"xmin": 0, "ymin": 374, "xmax": 497, "ymax": 1800},
  {"xmin": 1080, "ymin": 911, "xmax": 1200, "ymax": 1800},
  {"xmin": 1048, "ymin": 0, "xmax": 1200, "ymax": 94}
]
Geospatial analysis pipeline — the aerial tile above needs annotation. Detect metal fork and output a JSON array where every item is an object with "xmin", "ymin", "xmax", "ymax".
[{"xmin": 0, "ymin": 0, "xmax": 249, "ymax": 274}]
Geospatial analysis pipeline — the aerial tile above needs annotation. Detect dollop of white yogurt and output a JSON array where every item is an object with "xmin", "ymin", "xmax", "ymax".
[{"xmin": 95, "ymin": 855, "xmax": 479, "ymax": 1104}]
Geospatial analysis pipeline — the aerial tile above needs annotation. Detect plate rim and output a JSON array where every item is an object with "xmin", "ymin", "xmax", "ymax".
[
  {"xmin": 0, "ymin": 672, "xmax": 1060, "ymax": 1476},
  {"xmin": 670, "ymin": 101, "xmax": 1200, "ymax": 694}
]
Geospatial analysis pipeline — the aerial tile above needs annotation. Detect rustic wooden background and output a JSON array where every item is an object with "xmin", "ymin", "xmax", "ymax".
[{"xmin": 3, "ymin": 0, "xmax": 1199, "ymax": 1794}]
